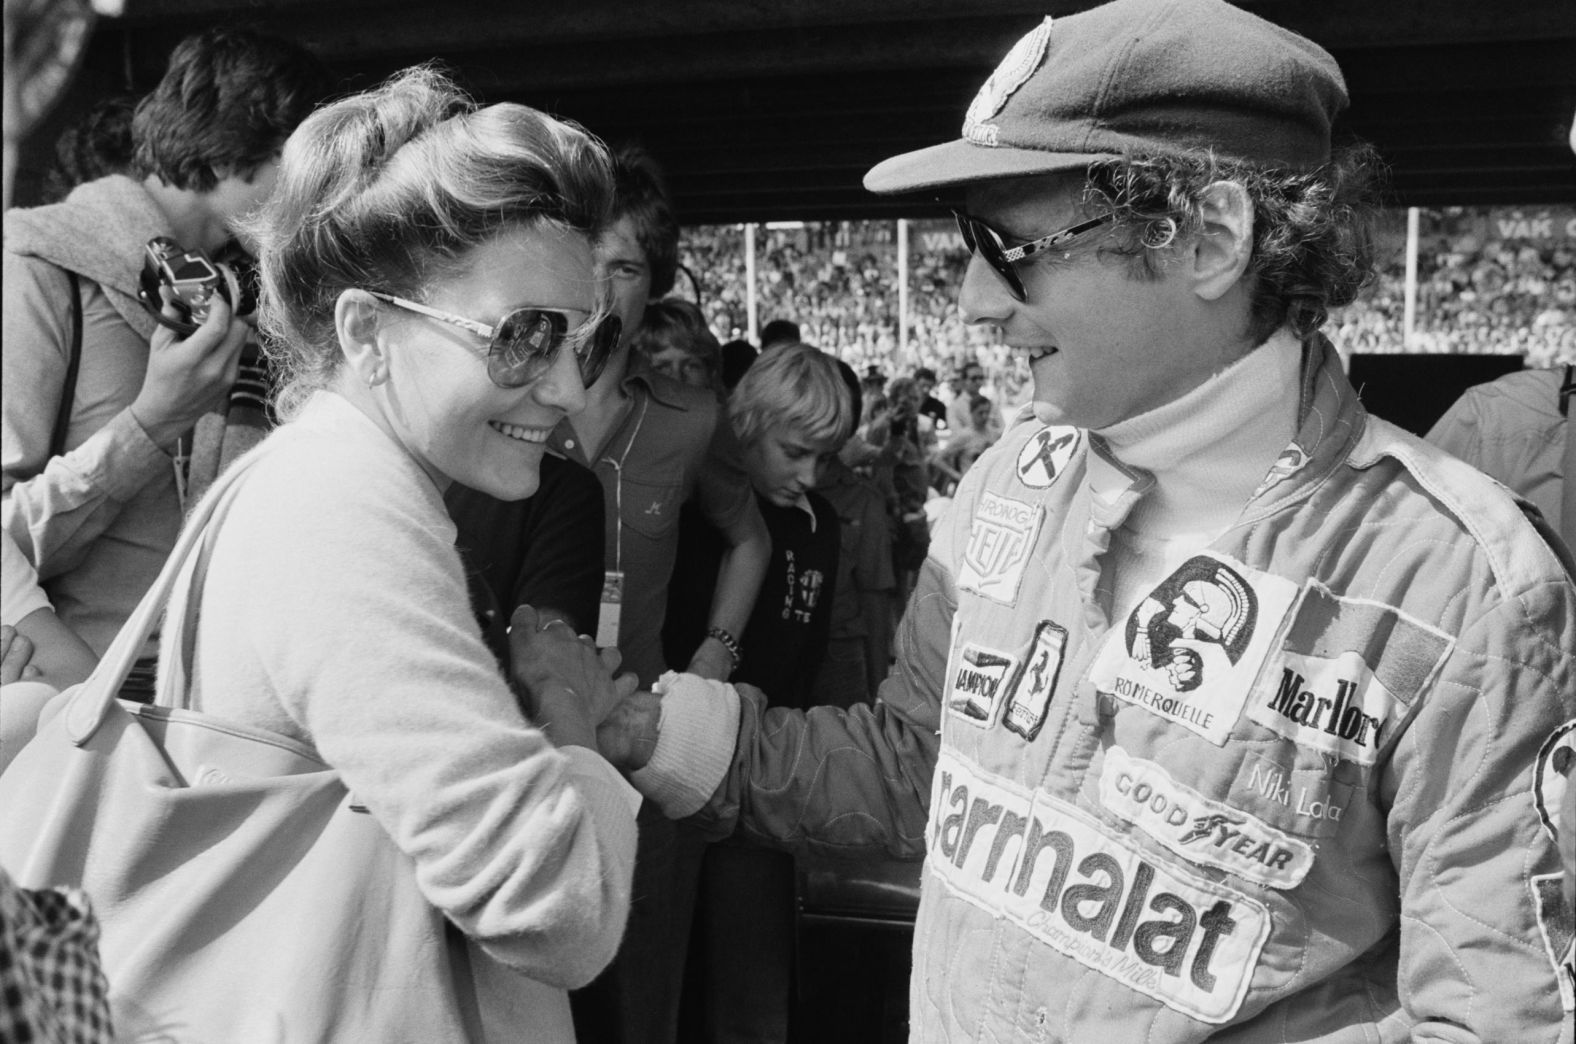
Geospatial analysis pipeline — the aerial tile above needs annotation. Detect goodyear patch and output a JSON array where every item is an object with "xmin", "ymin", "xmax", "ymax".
[
  {"xmin": 946, "ymin": 640, "xmax": 1019, "ymax": 728},
  {"xmin": 1002, "ymin": 620, "xmax": 1067, "ymax": 741},
  {"xmin": 1099, "ymin": 747, "xmax": 1314, "ymax": 890},
  {"xmin": 1090, "ymin": 553, "xmax": 1299, "ymax": 745},
  {"xmin": 1016, "ymin": 425, "xmax": 1081, "ymax": 489},
  {"xmin": 1531, "ymin": 872, "xmax": 1575, "ymax": 1013},
  {"xmin": 963, "ymin": 17, "xmax": 1053, "ymax": 147},
  {"xmin": 957, "ymin": 491, "xmax": 1042, "ymax": 605},
  {"xmin": 1246, "ymin": 583, "xmax": 1453, "ymax": 767},
  {"xmin": 930, "ymin": 749, "xmax": 1269, "ymax": 1024}
]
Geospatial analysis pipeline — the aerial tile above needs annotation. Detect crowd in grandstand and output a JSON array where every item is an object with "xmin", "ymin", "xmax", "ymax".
[{"xmin": 683, "ymin": 210, "xmax": 1576, "ymax": 390}]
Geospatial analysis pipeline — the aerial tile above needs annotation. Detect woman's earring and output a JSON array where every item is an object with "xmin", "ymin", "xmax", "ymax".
[{"xmin": 367, "ymin": 368, "xmax": 387, "ymax": 388}]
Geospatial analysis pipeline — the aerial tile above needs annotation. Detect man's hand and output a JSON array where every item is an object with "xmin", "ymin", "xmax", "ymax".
[
  {"xmin": 596, "ymin": 690, "xmax": 662, "ymax": 772},
  {"xmin": 129, "ymin": 293, "xmax": 248, "ymax": 452},
  {"xmin": 0, "ymin": 624, "xmax": 41, "ymax": 685},
  {"xmin": 509, "ymin": 605, "xmax": 637, "ymax": 749}
]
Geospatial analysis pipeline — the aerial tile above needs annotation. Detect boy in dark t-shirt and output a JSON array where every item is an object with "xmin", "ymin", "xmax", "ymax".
[{"xmin": 679, "ymin": 341, "xmax": 855, "ymax": 1044}]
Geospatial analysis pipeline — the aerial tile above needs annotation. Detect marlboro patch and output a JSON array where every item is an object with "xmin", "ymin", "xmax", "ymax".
[
  {"xmin": 1001, "ymin": 620, "xmax": 1068, "ymax": 741},
  {"xmin": 1089, "ymin": 553, "xmax": 1299, "ymax": 745},
  {"xmin": 945, "ymin": 641, "xmax": 1019, "ymax": 728},
  {"xmin": 957, "ymin": 491, "xmax": 1043, "ymax": 605},
  {"xmin": 1246, "ymin": 583, "xmax": 1453, "ymax": 767},
  {"xmin": 1016, "ymin": 425, "xmax": 1080, "ymax": 489}
]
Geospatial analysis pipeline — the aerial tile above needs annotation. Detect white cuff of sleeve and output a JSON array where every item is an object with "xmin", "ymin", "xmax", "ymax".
[
  {"xmin": 560, "ymin": 745, "xmax": 643, "ymax": 818},
  {"xmin": 628, "ymin": 670, "xmax": 740, "ymax": 819}
]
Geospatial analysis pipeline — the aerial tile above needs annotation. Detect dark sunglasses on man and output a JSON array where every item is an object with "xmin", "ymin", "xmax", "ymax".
[
  {"xmin": 951, "ymin": 209, "xmax": 1113, "ymax": 302},
  {"xmin": 366, "ymin": 291, "xmax": 620, "ymax": 389}
]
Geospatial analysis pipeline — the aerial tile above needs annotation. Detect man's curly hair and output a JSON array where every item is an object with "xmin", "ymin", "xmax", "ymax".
[{"xmin": 1083, "ymin": 143, "xmax": 1384, "ymax": 346}]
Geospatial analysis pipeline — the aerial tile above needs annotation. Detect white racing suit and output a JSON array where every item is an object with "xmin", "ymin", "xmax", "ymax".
[{"xmin": 677, "ymin": 338, "xmax": 1575, "ymax": 1042}]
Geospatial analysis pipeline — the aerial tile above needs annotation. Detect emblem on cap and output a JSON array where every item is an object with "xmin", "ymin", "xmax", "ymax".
[{"xmin": 964, "ymin": 17, "xmax": 1053, "ymax": 148}]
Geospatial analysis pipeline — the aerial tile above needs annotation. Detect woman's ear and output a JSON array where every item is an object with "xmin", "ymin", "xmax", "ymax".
[
  {"xmin": 335, "ymin": 289, "xmax": 390, "ymax": 388},
  {"xmin": 1191, "ymin": 180, "xmax": 1255, "ymax": 302}
]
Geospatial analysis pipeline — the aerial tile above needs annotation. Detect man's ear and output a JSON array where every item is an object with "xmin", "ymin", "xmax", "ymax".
[
  {"xmin": 335, "ymin": 289, "xmax": 390, "ymax": 387},
  {"xmin": 1191, "ymin": 180, "xmax": 1255, "ymax": 302}
]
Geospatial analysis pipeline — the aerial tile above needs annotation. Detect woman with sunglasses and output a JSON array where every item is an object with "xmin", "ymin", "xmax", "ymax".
[{"xmin": 178, "ymin": 66, "xmax": 638, "ymax": 1038}]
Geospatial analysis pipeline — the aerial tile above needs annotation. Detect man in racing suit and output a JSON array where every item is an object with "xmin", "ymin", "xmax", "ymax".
[{"xmin": 596, "ymin": 0, "xmax": 1576, "ymax": 1038}]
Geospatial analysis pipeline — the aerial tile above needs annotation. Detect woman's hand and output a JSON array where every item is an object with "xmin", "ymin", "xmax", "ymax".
[{"xmin": 509, "ymin": 605, "xmax": 637, "ymax": 749}]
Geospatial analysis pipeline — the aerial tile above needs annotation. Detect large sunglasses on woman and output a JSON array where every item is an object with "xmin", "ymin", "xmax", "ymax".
[
  {"xmin": 367, "ymin": 291, "xmax": 620, "ymax": 389},
  {"xmin": 951, "ymin": 209, "xmax": 1113, "ymax": 302}
]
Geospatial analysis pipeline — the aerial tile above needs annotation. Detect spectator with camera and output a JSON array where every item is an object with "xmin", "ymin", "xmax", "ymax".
[{"xmin": 2, "ymin": 27, "xmax": 328, "ymax": 699}]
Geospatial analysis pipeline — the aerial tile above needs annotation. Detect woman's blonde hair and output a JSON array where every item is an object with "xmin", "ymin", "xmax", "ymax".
[{"xmin": 243, "ymin": 64, "xmax": 615, "ymax": 417}]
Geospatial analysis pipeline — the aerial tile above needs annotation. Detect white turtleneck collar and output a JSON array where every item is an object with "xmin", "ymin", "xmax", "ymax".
[
  {"xmin": 1094, "ymin": 327, "xmax": 1303, "ymax": 539},
  {"xmin": 1087, "ymin": 328, "xmax": 1304, "ymax": 624}
]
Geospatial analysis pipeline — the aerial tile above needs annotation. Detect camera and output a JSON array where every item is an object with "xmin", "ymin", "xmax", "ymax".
[{"xmin": 138, "ymin": 236, "xmax": 258, "ymax": 335}]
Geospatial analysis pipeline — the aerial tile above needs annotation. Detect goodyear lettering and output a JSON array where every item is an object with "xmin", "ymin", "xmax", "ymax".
[
  {"xmin": 929, "ymin": 750, "xmax": 1269, "ymax": 1023},
  {"xmin": 1100, "ymin": 747, "xmax": 1314, "ymax": 889}
]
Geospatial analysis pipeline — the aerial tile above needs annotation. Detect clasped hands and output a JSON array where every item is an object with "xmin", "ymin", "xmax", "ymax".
[{"xmin": 507, "ymin": 606, "xmax": 660, "ymax": 771}]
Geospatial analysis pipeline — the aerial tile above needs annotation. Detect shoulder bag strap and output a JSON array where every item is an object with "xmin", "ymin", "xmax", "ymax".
[
  {"xmin": 62, "ymin": 439, "xmax": 271, "ymax": 744},
  {"xmin": 47, "ymin": 271, "xmax": 83, "ymax": 459}
]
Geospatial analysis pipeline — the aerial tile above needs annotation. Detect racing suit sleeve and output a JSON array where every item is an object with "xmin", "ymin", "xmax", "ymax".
[
  {"xmin": 635, "ymin": 551, "xmax": 955, "ymax": 860},
  {"xmin": 2, "ymin": 253, "xmax": 170, "ymax": 581},
  {"xmin": 1384, "ymin": 576, "xmax": 1575, "ymax": 1040}
]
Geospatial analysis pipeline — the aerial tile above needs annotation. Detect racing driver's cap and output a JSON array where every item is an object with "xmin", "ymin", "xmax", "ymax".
[{"xmin": 863, "ymin": 0, "xmax": 1348, "ymax": 195}]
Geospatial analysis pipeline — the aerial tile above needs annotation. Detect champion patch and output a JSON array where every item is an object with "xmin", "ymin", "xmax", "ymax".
[
  {"xmin": 1534, "ymin": 720, "xmax": 1576, "ymax": 845},
  {"xmin": 1246, "ymin": 583, "xmax": 1453, "ymax": 767},
  {"xmin": 1002, "ymin": 620, "xmax": 1067, "ymax": 741},
  {"xmin": 1016, "ymin": 425, "xmax": 1081, "ymax": 489},
  {"xmin": 963, "ymin": 17, "xmax": 1052, "ymax": 147},
  {"xmin": 957, "ymin": 491, "xmax": 1043, "ymax": 604},
  {"xmin": 946, "ymin": 641, "xmax": 1019, "ymax": 727},
  {"xmin": 1090, "ymin": 553, "xmax": 1299, "ymax": 745},
  {"xmin": 1100, "ymin": 747, "xmax": 1314, "ymax": 890},
  {"xmin": 930, "ymin": 750, "xmax": 1269, "ymax": 1024},
  {"xmin": 1531, "ymin": 873, "xmax": 1576, "ymax": 1013}
]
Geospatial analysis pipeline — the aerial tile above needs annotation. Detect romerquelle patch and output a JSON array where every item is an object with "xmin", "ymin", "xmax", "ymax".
[
  {"xmin": 1246, "ymin": 583, "xmax": 1453, "ymax": 767},
  {"xmin": 1099, "ymin": 747, "xmax": 1314, "ymax": 890},
  {"xmin": 929, "ymin": 749, "xmax": 1269, "ymax": 1024},
  {"xmin": 1090, "ymin": 553, "xmax": 1299, "ymax": 745},
  {"xmin": 958, "ymin": 491, "xmax": 1043, "ymax": 604}
]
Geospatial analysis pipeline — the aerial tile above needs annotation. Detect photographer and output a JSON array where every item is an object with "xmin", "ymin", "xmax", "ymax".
[{"xmin": 2, "ymin": 28, "xmax": 328, "ymax": 696}]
